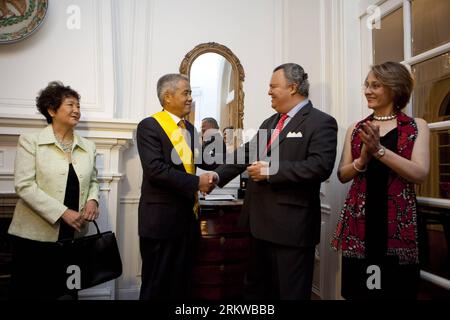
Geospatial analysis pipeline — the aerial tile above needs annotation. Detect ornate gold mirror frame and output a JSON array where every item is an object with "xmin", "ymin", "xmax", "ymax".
[{"xmin": 179, "ymin": 42, "xmax": 245, "ymax": 137}]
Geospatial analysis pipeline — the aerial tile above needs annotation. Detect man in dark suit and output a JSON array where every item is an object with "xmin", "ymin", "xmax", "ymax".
[
  {"xmin": 136, "ymin": 73, "xmax": 215, "ymax": 300},
  {"xmin": 201, "ymin": 117, "xmax": 226, "ymax": 164},
  {"xmin": 210, "ymin": 63, "xmax": 338, "ymax": 299}
]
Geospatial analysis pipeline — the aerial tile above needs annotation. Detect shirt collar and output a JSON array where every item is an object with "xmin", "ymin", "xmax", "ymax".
[
  {"xmin": 286, "ymin": 99, "xmax": 310, "ymax": 119},
  {"xmin": 163, "ymin": 109, "xmax": 182, "ymax": 125}
]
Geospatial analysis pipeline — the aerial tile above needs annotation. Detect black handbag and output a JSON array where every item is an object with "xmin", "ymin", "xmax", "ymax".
[{"xmin": 57, "ymin": 221, "xmax": 123, "ymax": 290}]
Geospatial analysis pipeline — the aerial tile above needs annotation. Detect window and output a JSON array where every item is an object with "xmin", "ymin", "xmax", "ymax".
[
  {"xmin": 412, "ymin": 53, "xmax": 450, "ymax": 199},
  {"xmin": 411, "ymin": 0, "xmax": 450, "ymax": 56},
  {"xmin": 373, "ymin": 7, "xmax": 404, "ymax": 64}
]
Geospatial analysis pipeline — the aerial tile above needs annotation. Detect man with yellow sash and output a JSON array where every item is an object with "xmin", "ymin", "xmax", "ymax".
[{"xmin": 137, "ymin": 74, "xmax": 217, "ymax": 300}]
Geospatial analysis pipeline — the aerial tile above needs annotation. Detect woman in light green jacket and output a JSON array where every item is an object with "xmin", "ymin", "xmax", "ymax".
[{"xmin": 8, "ymin": 81, "xmax": 99, "ymax": 299}]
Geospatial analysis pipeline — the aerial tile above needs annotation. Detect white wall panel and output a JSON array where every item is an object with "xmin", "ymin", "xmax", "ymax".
[{"xmin": 0, "ymin": 0, "xmax": 115, "ymax": 118}]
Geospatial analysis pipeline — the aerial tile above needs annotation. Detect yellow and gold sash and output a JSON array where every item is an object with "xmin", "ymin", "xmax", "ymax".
[{"xmin": 152, "ymin": 111, "xmax": 199, "ymax": 217}]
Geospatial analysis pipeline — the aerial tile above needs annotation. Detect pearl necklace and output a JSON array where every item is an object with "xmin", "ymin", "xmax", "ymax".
[
  {"xmin": 373, "ymin": 113, "xmax": 397, "ymax": 121},
  {"xmin": 54, "ymin": 134, "xmax": 73, "ymax": 153}
]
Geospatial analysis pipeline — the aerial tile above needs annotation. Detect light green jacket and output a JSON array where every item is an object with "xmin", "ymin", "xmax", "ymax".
[{"xmin": 8, "ymin": 125, "xmax": 99, "ymax": 242}]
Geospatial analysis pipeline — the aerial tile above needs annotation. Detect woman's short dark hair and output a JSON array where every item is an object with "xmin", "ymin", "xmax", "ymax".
[
  {"xmin": 36, "ymin": 81, "xmax": 80, "ymax": 123},
  {"xmin": 370, "ymin": 62, "xmax": 414, "ymax": 111}
]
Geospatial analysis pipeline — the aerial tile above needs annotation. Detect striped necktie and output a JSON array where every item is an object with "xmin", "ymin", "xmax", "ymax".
[{"xmin": 266, "ymin": 113, "xmax": 288, "ymax": 150}]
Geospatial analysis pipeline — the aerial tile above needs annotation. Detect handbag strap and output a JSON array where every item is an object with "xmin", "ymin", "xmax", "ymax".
[
  {"xmin": 57, "ymin": 220, "xmax": 103, "ymax": 243},
  {"xmin": 92, "ymin": 220, "xmax": 101, "ymax": 235}
]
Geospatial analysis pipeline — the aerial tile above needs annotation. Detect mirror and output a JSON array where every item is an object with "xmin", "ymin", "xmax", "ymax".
[
  {"xmin": 190, "ymin": 53, "xmax": 231, "ymax": 128},
  {"xmin": 180, "ymin": 42, "xmax": 245, "ymax": 149}
]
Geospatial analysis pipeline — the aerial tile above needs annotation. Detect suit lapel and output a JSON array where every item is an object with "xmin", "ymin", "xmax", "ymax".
[
  {"xmin": 182, "ymin": 120, "xmax": 194, "ymax": 150},
  {"xmin": 267, "ymin": 114, "xmax": 280, "ymax": 131},
  {"xmin": 259, "ymin": 114, "xmax": 279, "ymax": 154},
  {"xmin": 186, "ymin": 120, "xmax": 202, "ymax": 163},
  {"xmin": 276, "ymin": 101, "xmax": 312, "ymax": 148}
]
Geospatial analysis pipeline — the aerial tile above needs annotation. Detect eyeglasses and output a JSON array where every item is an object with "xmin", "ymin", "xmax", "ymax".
[{"xmin": 362, "ymin": 82, "xmax": 383, "ymax": 91}]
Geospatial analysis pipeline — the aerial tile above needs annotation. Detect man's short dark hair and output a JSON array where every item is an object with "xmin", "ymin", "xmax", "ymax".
[
  {"xmin": 202, "ymin": 117, "xmax": 219, "ymax": 129},
  {"xmin": 273, "ymin": 63, "xmax": 309, "ymax": 97},
  {"xmin": 157, "ymin": 74, "xmax": 189, "ymax": 106}
]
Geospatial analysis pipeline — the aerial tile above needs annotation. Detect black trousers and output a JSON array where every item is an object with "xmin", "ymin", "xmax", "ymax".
[
  {"xmin": 244, "ymin": 236, "xmax": 315, "ymax": 300},
  {"xmin": 9, "ymin": 235, "xmax": 71, "ymax": 300},
  {"xmin": 139, "ymin": 220, "xmax": 200, "ymax": 300}
]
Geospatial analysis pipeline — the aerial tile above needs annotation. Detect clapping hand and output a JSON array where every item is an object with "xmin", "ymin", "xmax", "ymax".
[
  {"xmin": 247, "ymin": 161, "xmax": 269, "ymax": 182},
  {"xmin": 359, "ymin": 121, "xmax": 381, "ymax": 154},
  {"xmin": 198, "ymin": 172, "xmax": 219, "ymax": 196},
  {"xmin": 359, "ymin": 142, "xmax": 372, "ymax": 165}
]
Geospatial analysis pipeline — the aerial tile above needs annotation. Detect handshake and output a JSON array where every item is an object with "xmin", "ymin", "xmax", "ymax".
[
  {"xmin": 197, "ymin": 161, "xmax": 270, "ymax": 196},
  {"xmin": 198, "ymin": 172, "xmax": 220, "ymax": 195}
]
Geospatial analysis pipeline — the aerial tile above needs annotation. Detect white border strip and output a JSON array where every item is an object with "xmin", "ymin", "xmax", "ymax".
[
  {"xmin": 405, "ymin": 43, "xmax": 450, "ymax": 66},
  {"xmin": 417, "ymin": 197, "xmax": 450, "ymax": 209},
  {"xmin": 420, "ymin": 270, "xmax": 450, "ymax": 291}
]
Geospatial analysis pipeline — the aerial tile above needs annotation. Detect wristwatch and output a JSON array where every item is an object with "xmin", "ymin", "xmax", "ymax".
[{"xmin": 374, "ymin": 146, "xmax": 386, "ymax": 160}]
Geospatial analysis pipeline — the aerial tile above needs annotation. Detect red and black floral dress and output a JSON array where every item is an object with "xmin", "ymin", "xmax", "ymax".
[{"xmin": 332, "ymin": 112, "xmax": 420, "ymax": 299}]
